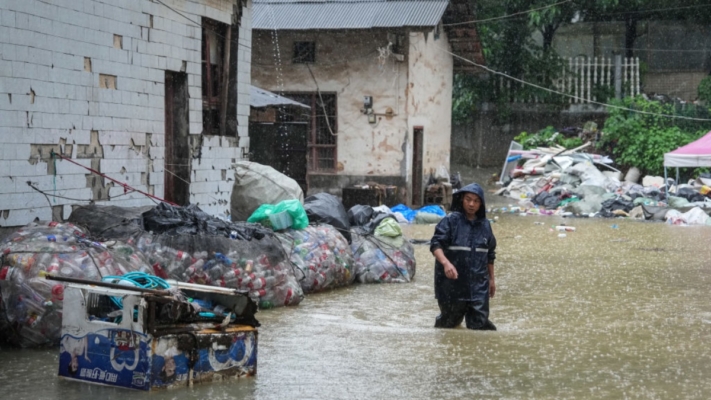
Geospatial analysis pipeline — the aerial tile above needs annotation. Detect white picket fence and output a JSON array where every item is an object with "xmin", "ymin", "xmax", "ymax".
[{"xmin": 495, "ymin": 57, "xmax": 641, "ymax": 104}]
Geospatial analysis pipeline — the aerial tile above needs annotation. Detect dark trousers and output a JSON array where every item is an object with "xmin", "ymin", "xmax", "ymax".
[{"xmin": 434, "ymin": 299, "xmax": 496, "ymax": 330}]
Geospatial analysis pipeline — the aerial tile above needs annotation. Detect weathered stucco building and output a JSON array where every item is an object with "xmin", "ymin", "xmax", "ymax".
[
  {"xmin": 0, "ymin": 0, "xmax": 253, "ymax": 226},
  {"xmin": 250, "ymin": 0, "xmax": 482, "ymax": 205}
]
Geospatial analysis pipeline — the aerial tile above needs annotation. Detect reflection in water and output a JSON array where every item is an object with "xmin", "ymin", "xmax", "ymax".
[{"xmin": 3, "ymin": 215, "xmax": 711, "ymax": 399}]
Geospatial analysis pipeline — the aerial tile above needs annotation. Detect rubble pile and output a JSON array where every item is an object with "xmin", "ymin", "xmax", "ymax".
[{"xmin": 497, "ymin": 143, "xmax": 711, "ymax": 225}]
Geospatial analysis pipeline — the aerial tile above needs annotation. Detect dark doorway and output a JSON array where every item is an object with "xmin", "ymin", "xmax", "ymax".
[
  {"xmin": 164, "ymin": 71, "xmax": 190, "ymax": 206},
  {"xmin": 412, "ymin": 126, "xmax": 424, "ymax": 206}
]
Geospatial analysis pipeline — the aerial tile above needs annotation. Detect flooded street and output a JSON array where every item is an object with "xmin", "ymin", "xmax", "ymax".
[{"xmin": 3, "ymin": 214, "xmax": 711, "ymax": 399}]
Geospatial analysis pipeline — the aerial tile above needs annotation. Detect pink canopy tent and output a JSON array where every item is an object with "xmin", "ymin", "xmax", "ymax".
[{"xmin": 664, "ymin": 130, "xmax": 711, "ymax": 167}]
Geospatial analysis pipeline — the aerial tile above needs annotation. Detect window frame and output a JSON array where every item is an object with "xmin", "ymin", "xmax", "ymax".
[
  {"xmin": 281, "ymin": 92, "xmax": 338, "ymax": 173},
  {"xmin": 293, "ymin": 41, "xmax": 316, "ymax": 64}
]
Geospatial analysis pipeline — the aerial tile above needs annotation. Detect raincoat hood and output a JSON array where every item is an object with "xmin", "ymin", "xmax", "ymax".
[{"xmin": 451, "ymin": 183, "xmax": 487, "ymax": 220}]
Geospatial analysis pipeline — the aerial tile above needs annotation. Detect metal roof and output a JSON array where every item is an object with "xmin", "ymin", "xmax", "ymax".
[
  {"xmin": 250, "ymin": 85, "xmax": 311, "ymax": 108},
  {"xmin": 253, "ymin": 0, "xmax": 449, "ymax": 30}
]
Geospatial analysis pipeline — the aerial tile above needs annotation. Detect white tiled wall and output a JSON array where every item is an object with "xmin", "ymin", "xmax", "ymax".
[{"xmin": 0, "ymin": 0, "xmax": 251, "ymax": 226}]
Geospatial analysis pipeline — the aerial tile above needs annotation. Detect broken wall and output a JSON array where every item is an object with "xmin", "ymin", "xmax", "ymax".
[{"xmin": 0, "ymin": 0, "xmax": 252, "ymax": 226}]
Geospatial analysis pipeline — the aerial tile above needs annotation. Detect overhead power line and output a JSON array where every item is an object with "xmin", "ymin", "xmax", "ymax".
[
  {"xmin": 444, "ymin": 0, "xmax": 573, "ymax": 27},
  {"xmin": 438, "ymin": 46, "xmax": 711, "ymax": 122}
]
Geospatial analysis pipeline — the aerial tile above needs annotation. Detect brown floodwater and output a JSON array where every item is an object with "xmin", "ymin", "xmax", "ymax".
[{"xmin": 2, "ymin": 213, "xmax": 711, "ymax": 399}]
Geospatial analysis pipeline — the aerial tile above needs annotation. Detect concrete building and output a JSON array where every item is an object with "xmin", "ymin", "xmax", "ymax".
[
  {"xmin": 0, "ymin": 0, "xmax": 253, "ymax": 226},
  {"xmin": 250, "ymin": 0, "xmax": 483, "ymax": 205}
]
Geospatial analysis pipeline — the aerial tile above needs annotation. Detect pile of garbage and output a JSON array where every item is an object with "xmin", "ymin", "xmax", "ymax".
[
  {"xmin": 496, "ymin": 142, "xmax": 711, "ymax": 225},
  {"xmin": 0, "ymin": 164, "xmax": 422, "ymax": 347},
  {"xmin": 275, "ymin": 224, "xmax": 357, "ymax": 293},
  {"xmin": 0, "ymin": 221, "xmax": 153, "ymax": 347}
]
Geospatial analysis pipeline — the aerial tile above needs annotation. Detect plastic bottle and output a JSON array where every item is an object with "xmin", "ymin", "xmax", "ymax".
[
  {"xmin": 555, "ymin": 226, "xmax": 576, "ymax": 232},
  {"xmin": 58, "ymin": 258, "xmax": 83, "ymax": 278},
  {"xmin": 206, "ymin": 261, "xmax": 226, "ymax": 282},
  {"xmin": 222, "ymin": 268, "xmax": 242, "ymax": 287},
  {"xmin": 312, "ymin": 272, "xmax": 326, "ymax": 290},
  {"xmin": 183, "ymin": 259, "xmax": 206, "ymax": 281}
]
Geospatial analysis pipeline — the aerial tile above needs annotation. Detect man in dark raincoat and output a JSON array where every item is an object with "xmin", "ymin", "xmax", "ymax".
[{"xmin": 430, "ymin": 183, "xmax": 497, "ymax": 330}]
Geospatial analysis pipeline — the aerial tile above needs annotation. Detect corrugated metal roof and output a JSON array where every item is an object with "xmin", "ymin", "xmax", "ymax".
[
  {"xmin": 253, "ymin": 0, "xmax": 449, "ymax": 30},
  {"xmin": 250, "ymin": 85, "xmax": 311, "ymax": 109}
]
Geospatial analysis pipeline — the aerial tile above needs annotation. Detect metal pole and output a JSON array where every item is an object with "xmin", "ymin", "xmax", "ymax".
[
  {"xmin": 664, "ymin": 166, "xmax": 668, "ymax": 200},
  {"xmin": 614, "ymin": 54, "xmax": 622, "ymax": 99}
]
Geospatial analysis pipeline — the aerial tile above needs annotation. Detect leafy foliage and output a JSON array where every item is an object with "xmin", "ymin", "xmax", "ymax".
[
  {"xmin": 452, "ymin": 1, "xmax": 569, "ymax": 123},
  {"xmin": 597, "ymin": 97, "xmax": 711, "ymax": 175},
  {"xmin": 514, "ymin": 126, "xmax": 583, "ymax": 150},
  {"xmin": 698, "ymin": 76, "xmax": 711, "ymax": 104}
]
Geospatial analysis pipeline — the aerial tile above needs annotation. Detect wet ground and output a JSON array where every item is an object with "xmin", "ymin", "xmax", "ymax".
[{"xmin": 2, "ymin": 212, "xmax": 711, "ymax": 399}]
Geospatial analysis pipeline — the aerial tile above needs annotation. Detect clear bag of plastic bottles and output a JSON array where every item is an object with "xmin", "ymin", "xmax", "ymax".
[
  {"xmin": 350, "ymin": 230, "xmax": 417, "ymax": 284},
  {"xmin": 275, "ymin": 224, "xmax": 357, "ymax": 293},
  {"xmin": 0, "ymin": 221, "xmax": 153, "ymax": 347},
  {"xmin": 134, "ymin": 231, "xmax": 304, "ymax": 310}
]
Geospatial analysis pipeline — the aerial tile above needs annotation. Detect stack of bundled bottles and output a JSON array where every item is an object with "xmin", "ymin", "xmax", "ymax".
[
  {"xmin": 351, "ymin": 232, "xmax": 416, "ymax": 283},
  {"xmin": 0, "ymin": 221, "xmax": 152, "ymax": 347},
  {"xmin": 275, "ymin": 224, "xmax": 357, "ymax": 293},
  {"xmin": 133, "ymin": 232, "xmax": 303, "ymax": 310}
]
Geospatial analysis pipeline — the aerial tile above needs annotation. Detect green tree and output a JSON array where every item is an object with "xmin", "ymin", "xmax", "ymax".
[
  {"xmin": 586, "ymin": 0, "xmax": 711, "ymax": 58},
  {"xmin": 528, "ymin": 0, "xmax": 580, "ymax": 52}
]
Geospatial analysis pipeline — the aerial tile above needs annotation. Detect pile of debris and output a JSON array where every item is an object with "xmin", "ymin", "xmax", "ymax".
[
  {"xmin": 496, "ymin": 142, "xmax": 711, "ymax": 225},
  {"xmin": 0, "ymin": 163, "xmax": 422, "ymax": 348}
]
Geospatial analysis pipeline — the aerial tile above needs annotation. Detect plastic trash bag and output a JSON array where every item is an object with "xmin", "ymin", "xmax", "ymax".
[
  {"xmin": 231, "ymin": 161, "xmax": 304, "ymax": 222},
  {"xmin": 374, "ymin": 217, "xmax": 403, "ymax": 238},
  {"xmin": 667, "ymin": 196, "xmax": 691, "ymax": 209},
  {"xmin": 141, "ymin": 203, "xmax": 270, "ymax": 240},
  {"xmin": 303, "ymin": 192, "xmax": 351, "ymax": 243},
  {"xmin": 247, "ymin": 199, "xmax": 309, "ymax": 230},
  {"xmin": 680, "ymin": 207, "xmax": 711, "ymax": 225},
  {"xmin": 348, "ymin": 205, "xmax": 374, "ymax": 227},
  {"xmin": 414, "ymin": 212, "xmax": 444, "ymax": 224},
  {"xmin": 391, "ymin": 204, "xmax": 416, "ymax": 223},
  {"xmin": 68, "ymin": 204, "xmax": 151, "ymax": 240},
  {"xmin": 418, "ymin": 205, "xmax": 446, "ymax": 217}
]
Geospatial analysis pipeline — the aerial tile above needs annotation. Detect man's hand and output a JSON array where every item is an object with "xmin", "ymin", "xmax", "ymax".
[
  {"xmin": 444, "ymin": 262, "xmax": 458, "ymax": 280},
  {"xmin": 489, "ymin": 279, "xmax": 496, "ymax": 298}
]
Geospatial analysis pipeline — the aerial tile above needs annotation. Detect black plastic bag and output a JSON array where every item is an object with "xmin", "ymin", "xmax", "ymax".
[
  {"xmin": 303, "ymin": 192, "xmax": 352, "ymax": 243},
  {"xmin": 348, "ymin": 204, "xmax": 374, "ymax": 227},
  {"xmin": 142, "ymin": 203, "xmax": 270, "ymax": 240},
  {"xmin": 534, "ymin": 191, "xmax": 560, "ymax": 209},
  {"xmin": 68, "ymin": 204, "xmax": 151, "ymax": 240},
  {"xmin": 601, "ymin": 198, "xmax": 635, "ymax": 214},
  {"xmin": 677, "ymin": 187, "xmax": 706, "ymax": 203}
]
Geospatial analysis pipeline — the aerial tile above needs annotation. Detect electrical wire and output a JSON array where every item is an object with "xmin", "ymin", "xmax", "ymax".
[
  {"xmin": 596, "ymin": 3, "xmax": 711, "ymax": 16},
  {"xmin": 162, "ymin": 166, "xmax": 223, "ymax": 204},
  {"xmin": 444, "ymin": 0, "xmax": 573, "ymax": 27},
  {"xmin": 153, "ymin": 0, "xmax": 251, "ymax": 51},
  {"xmin": 596, "ymin": 45, "xmax": 711, "ymax": 54},
  {"xmin": 438, "ymin": 45, "xmax": 711, "ymax": 121}
]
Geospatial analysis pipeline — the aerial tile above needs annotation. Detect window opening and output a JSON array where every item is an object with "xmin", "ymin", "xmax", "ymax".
[
  {"xmin": 293, "ymin": 41, "xmax": 316, "ymax": 64},
  {"xmin": 202, "ymin": 18, "xmax": 228, "ymax": 135}
]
